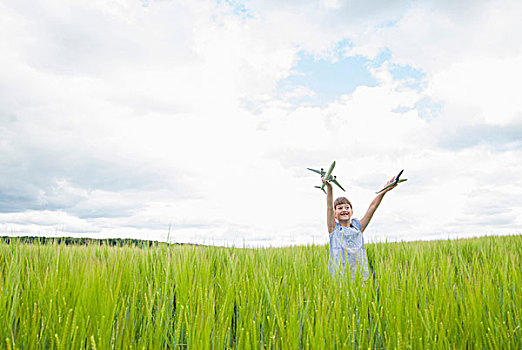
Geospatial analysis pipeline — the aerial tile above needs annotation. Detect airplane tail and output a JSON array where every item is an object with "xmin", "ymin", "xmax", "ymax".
[{"xmin": 314, "ymin": 186, "xmax": 326, "ymax": 194}]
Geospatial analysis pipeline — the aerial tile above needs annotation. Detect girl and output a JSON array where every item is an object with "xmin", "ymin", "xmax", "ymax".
[{"xmin": 325, "ymin": 177, "xmax": 397, "ymax": 279}]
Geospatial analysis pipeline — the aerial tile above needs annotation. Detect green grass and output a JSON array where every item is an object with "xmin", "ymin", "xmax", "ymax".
[{"xmin": 1, "ymin": 235, "xmax": 520, "ymax": 349}]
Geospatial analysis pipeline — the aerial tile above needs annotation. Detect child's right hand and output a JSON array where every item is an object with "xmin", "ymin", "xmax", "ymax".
[{"xmin": 381, "ymin": 177, "xmax": 397, "ymax": 194}]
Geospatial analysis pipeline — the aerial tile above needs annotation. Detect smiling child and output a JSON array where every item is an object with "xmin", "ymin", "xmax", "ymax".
[{"xmin": 325, "ymin": 177, "xmax": 397, "ymax": 279}]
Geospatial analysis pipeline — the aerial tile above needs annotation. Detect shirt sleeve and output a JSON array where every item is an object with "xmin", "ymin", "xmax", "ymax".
[{"xmin": 351, "ymin": 218, "xmax": 361, "ymax": 231}]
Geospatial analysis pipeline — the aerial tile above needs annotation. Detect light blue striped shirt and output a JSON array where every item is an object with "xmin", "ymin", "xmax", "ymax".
[{"xmin": 329, "ymin": 218, "xmax": 369, "ymax": 280}]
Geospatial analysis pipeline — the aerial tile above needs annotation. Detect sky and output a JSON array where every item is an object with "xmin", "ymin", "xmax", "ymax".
[{"xmin": 1, "ymin": 0, "xmax": 521, "ymax": 247}]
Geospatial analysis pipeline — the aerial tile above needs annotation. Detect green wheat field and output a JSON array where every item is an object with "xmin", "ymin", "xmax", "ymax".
[{"xmin": 1, "ymin": 235, "xmax": 520, "ymax": 349}]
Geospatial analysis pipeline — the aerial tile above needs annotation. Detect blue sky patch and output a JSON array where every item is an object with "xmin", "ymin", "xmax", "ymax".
[
  {"xmin": 277, "ymin": 50, "xmax": 378, "ymax": 106},
  {"xmin": 219, "ymin": 0, "xmax": 254, "ymax": 19},
  {"xmin": 390, "ymin": 63, "xmax": 426, "ymax": 90},
  {"xmin": 390, "ymin": 64, "xmax": 425, "ymax": 81},
  {"xmin": 371, "ymin": 48, "xmax": 392, "ymax": 67},
  {"xmin": 392, "ymin": 97, "xmax": 442, "ymax": 121},
  {"xmin": 368, "ymin": 48, "xmax": 427, "ymax": 91},
  {"xmin": 415, "ymin": 97, "xmax": 442, "ymax": 120}
]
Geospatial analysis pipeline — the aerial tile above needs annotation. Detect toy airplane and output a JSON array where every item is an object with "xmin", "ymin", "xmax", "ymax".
[
  {"xmin": 376, "ymin": 169, "xmax": 407, "ymax": 194},
  {"xmin": 307, "ymin": 161, "xmax": 345, "ymax": 193}
]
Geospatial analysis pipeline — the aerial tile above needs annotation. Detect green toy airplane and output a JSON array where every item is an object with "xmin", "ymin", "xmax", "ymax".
[
  {"xmin": 376, "ymin": 169, "xmax": 407, "ymax": 194},
  {"xmin": 307, "ymin": 161, "xmax": 345, "ymax": 193}
]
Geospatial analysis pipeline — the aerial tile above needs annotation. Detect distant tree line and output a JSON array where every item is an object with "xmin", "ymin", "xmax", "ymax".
[{"xmin": 0, "ymin": 236, "xmax": 176, "ymax": 247}]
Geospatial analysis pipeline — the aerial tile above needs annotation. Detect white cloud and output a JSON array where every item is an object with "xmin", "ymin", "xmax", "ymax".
[
  {"xmin": 430, "ymin": 56, "xmax": 522, "ymax": 126},
  {"xmin": 0, "ymin": 210, "xmax": 100, "ymax": 234},
  {"xmin": 347, "ymin": 1, "xmax": 522, "ymax": 126}
]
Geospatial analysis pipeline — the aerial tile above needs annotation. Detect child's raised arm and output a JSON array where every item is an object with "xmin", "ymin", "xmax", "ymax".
[
  {"xmin": 360, "ymin": 176, "xmax": 397, "ymax": 232},
  {"xmin": 326, "ymin": 182, "xmax": 336, "ymax": 234}
]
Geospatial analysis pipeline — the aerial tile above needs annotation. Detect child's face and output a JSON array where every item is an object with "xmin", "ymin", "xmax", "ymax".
[{"xmin": 335, "ymin": 203, "xmax": 352, "ymax": 222}]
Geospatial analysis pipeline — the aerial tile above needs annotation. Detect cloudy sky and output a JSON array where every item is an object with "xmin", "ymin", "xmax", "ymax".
[{"xmin": 1, "ymin": 0, "xmax": 521, "ymax": 246}]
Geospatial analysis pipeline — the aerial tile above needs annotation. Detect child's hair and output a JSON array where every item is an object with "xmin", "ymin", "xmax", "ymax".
[{"xmin": 334, "ymin": 197, "xmax": 352, "ymax": 210}]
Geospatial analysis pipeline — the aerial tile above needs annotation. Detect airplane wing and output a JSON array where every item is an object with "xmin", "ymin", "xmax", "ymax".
[
  {"xmin": 376, "ymin": 183, "xmax": 394, "ymax": 194},
  {"xmin": 331, "ymin": 178, "xmax": 345, "ymax": 192},
  {"xmin": 307, "ymin": 168, "xmax": 324, "ymax": 176},
  {"xmin": 376, "ymin": 179, "xmax": 407, "ymax": 194},
  {"xmin": 314, "ymin": 186, "xmax": 326, "ymax": 194}
]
